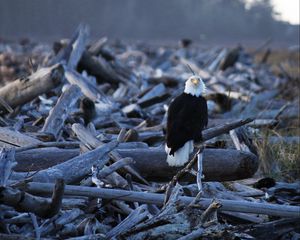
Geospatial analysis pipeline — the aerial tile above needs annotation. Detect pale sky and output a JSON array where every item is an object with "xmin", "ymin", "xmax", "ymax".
[{"xmin": 272, "ymin": 0, "xmax": 300, "ymax": 24}]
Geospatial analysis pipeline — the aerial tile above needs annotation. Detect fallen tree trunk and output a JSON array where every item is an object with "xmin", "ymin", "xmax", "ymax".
[
  {"xmin": 0, "ymin": 179, "xmax": 64, "ymax": 218},
  {"xmin": 118, "ymin": 147, "xmax": 258, "ymax": 181},
  {"xmin": 23, "ymin": 182, "xmax": 300, "ymax": 218},
  {"xmin": 12, "ymin": 141, "xmax": 118, "ymax": 184},
  {"xmin": 0, "ymin": 64, "xmax": 64, "ymax": 110},
  {"xmin": 42, "ymin": 84, "xmax": 82, "ymax": 138},
  {"xmin": 13, "ymin": 147, "xmax": 257, "ymax": 182},
  {"xmin": 0, "ymin": 127, "xmax": 42, "ymax": 148},
  {"xmin": 13, "ymin": 118, "xmax": 257, "ymax": 182}
]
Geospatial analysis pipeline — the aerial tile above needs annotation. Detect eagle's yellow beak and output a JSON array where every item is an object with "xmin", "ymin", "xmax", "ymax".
[{"xmin": 191, "ymin": 78, "xmax": 199, "ymax": 85}]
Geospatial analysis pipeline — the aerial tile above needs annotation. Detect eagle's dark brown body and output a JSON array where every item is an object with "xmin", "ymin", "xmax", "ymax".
[{"xmin": 166, "ymin": 93, "xmax": 208, "ymax": 155}]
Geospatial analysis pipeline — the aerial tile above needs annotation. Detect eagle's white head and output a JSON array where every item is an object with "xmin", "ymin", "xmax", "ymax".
[{"xmin": 184, "ymin": 76, "xmax": 206, "ymax": 97}]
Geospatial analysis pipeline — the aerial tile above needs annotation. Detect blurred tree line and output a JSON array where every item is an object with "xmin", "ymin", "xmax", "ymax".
[{"xmin": 0, "ymin": 0, "xmax": 298, "ymax": 43}]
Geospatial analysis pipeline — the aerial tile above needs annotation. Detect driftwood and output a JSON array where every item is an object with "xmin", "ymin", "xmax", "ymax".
[
  {"xmin": 42, "ymin": 84, "xmax": 82, "ymax": 138},
  {"xmin": 79, "ymin": 51, "xmax": 134, "ymax": 87},
  {"xmin": 48, "ymin": 24, "xmax": 89, "ymax": 69},
  {"xmin": 23, "ymin": 182, "xmax": 300, "ymax": 218},
  {"xmin": 0, "ymin": 64, "xmax": 64, "ymax": 110},
  {"xmin": 11, "ymin": 141, "xmax": 118, "ymax": 184},
  {"xmin": 12, "ymin": 118, "xmax": 258, "ymax": 182},
  {"xmin": 119, "ymin": 147, "xmax": 258, "ymax": 181},
  {"xmin": 65, "ymin": 69, "xmax": 112, "ymax": 105},
  {"xmin": 0, "ymin": 148, "xmax": 17, "ymax": 186},
  {"xmin": 13, "ymin": 147, "xmax": 257, "ymax": 182},
  {"xmin": 14, "ymin": 147, "xmax": 79, "ymax": 171},
  {"xmin": 0, "ymin": 179, "xmax": 64, "ymax": 218},
  {"xmin": 0, "ymin": 127, "xmax": 41, "ymax": 148},
  {"xmin": 72, "ymin": 123, "xmax": 149, "ymax": 185},
  {"xmin": 106, "ymin": 205, "xmax": 149, "ymax": 238},
  {"xmin": 1, "ymin": 24, "xmax": 299, "ymax": 239},
  {"xmin": 137, "ymin": 83, "xmax": 170, "ymax": 108}
]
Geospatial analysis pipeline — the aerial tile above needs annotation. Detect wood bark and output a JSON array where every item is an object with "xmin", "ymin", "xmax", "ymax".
[
  {"xmin": 0, "ymin": 64, "xmax": 64, "ymax": 110},
  {"xmin": 117, "ymin": 147, "xmax": 258, "ymax": 181},
  {"xmin": 13, "ymin": 147, "xmax": 258, "ymax": 182},
  {"xmin": 12, "ymin": 141, "xmax": 118, "ymax": 184},
  {"xmin": 0, "ymin": 179, "xmax": 64, "ymax": 218},
  {"xmin": 23, "ymin": 182, "xmax": 300, "ymax": 218},
  {"xmin": 48, "ymin": 24, "xmax": 89, "ymax": 69},
  {"xmin": 15, "ymin": 148, "xmax": 258, "ymax": 182},
  {"xmin": 65, "ymin": 69, "xmax": 112, "ymax": 104},
  {"xmin": 42, "ymin": 84, "xmax": 82, "ymax": 138},
  {"xmin": 0, "ymin": 127, "xmax": 41, "ymax": 148}
]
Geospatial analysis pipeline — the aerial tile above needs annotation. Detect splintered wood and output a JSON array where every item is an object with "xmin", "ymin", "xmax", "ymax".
[{"xmin": 0, "ymin": 24, "xmax": 299, "ymax": 239}]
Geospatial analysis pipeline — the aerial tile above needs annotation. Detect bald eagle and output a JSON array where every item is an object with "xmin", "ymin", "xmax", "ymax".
[{"xmin": 165, "ymin": 76, "xmax": 208, "ymax": 166}]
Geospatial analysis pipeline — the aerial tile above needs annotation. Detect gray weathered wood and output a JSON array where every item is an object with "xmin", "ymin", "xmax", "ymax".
[
  {"xmin": 106, "ymin": 205, "xmax": 149, "ymax": 238},
  {"xmin": 0, "ymin": 64, "xmax": 64, "ymax": 110},
  {"xmin": 11, "ymin": 141, "xmax": 118, "ymax": 184},
  {"xmin": 0, "ymin": 179, "xmax": 64, "ymax": 218},
  {"xmin": 13, "ymin": 147, "xmax": 258, "ymax": 182},
  {"xmin": 0, "ymin": 127, "xmax": 41, "ymax": 148},
  {"xmin": 48, "ymin": 24, "xmax": 89, "ymax": 69},
  {"xmin": 42, "ymin": 84, "xmax": 82, "ymax": 138},
  {"xmin": 0, "ymin": 148, "xmax": 16, "ymax": 186},
  {"xmin": 117, "ymin": 147, "xmax": 258, "ymax": 181},
  {"xmin": 24, "ymin": 182, "xmax": 300, "ymax": 218},
  {"xmin": 65, "ymin": 69, "xmax": 112, "ymax": 104}
]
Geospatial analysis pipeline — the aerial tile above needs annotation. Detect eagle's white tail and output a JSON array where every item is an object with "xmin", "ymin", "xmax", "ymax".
[{"xmin": 165, "ymin": 140, "xmax": 194, "ymax": 166}]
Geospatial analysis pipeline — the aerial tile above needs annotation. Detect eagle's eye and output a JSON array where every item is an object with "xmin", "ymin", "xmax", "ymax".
[{"xmin": 191, "ymin": 78, "xmax": 199, "ymax": 85}]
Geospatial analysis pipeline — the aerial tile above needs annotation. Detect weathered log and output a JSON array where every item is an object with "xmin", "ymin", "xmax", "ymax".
[
  {"xmin": 39, "ymin": 208, "xmax": 83, "ymax": 237},
  {"xmin": 13, "ymin": 142, "xmax": 148, "ymax": 172},
  {"xmin": 15, "ymin": 141, "xmax": 80, "ymax": 153},
  {"xmin": 0, "ymin": 127, "xmax": 41, "ymax": 148},
  {"xmin": 219, "ymin": 46, "xmax": 241, "ymax": 70},
  {"xmin": 72, "ymin": 123, "xmax": 148, "ymax": 185},
  {"xmin": 118, "ymin": 147, "xmax": 258, "ymax": 181},
  {"xmin": 14, "ymin": 147, "xmax": 79, "ymax": 171},
  {"xmin": 203, "ymin": 118, "xmax": 253, "ymax": 140},
  {"xmin": 42, "ymin": 84, "xmax": 82, "ymax": 138},
  {"xmin": 207, "ymin": 48, "xmax": 228, "ymax": 72},
  {"xmin": 11, "ymin": 141, "xmax": 118, "ymax": 184},
  {"xmin": 79, "ymin": 51, "xmax": 129, "ymax": 85},
  {"xmin": 0, "ymin": 148, "xmax": 16, "ymax": 186},
  {"xmin": 97, "ymin": 157, "xmax": 134, "ymax": 179},
  {"xmin": 0, "ymin": 64, "xmax": 64, "ymax": 110},
  {"xmin": 177, "ymin": 227, "xmax": 204, "ymax": 240},
  {"xmin": 65, "ymin": 69, "xmax": 112, "ymax": 104},
  {"xmin": 0, "ymin": 96, "xmax": 13, "ymax": 113},
  {"xmin": 137, "ymin": 83, "xmax": 170, "ymax": 108},
  {"xmin": 245, "ymin": 218, "xmax": 300, "ymax": 239},
  {"xmin": 13, "ymin": 147, "xmax": 257, "ymax": 182},
  {"xmin": 88, "ymin": 37, "xmax": 108, "ymax": 56},
  {"xmin": 48, "ymin": 24, "xmax": 89, "ymax": 69},
  {"xmin": 106, "ymin": 205, "xmax": 149, "ymax": 239},
  {"xmin": 24, "ymin": 182, "xmax": 300, "ymax": 218},
  {"xmin": 0, "ymin": 179, "xmax": 64, "ymax": 218}
]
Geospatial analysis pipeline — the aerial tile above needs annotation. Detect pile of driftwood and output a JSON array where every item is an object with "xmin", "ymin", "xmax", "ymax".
[{"xmin": 0, "ymin": 25, "xmax": 299, "ymax": 239}]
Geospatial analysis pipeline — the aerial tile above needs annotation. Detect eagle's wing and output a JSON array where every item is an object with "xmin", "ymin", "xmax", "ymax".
[{"xmin": 166, "ymin": 94, "xmax": 207, "ymax": 155}]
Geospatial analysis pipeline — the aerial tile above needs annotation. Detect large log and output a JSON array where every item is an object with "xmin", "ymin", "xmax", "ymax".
[
  {"xmin": 118, "ymin": 147, "xmax": 258, "ymax": 182},
  {"xmin": 13, "ymin": 118, "xmax": 257, "ymax": 181},
  {"xmin": 13, "ymin": 147, "xmax": 257, "ymax": 182},
  {"xmin": 11, "ymin": 141, "xmax": 118, "ymax": 184},
  {"xmin": 0, "ymin": 64, "xmax": 64, "ymax": 110},
  {"xmin": 24, "ymin": 182, "xmax": 300, "ymax": 218},
  {"xmin": 0, "ymin": 127, "xmax": 41, "ymax": 148},
  {"xmin": 13, "ymin": 142, "xmax": 147, "ymax": 172}
]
